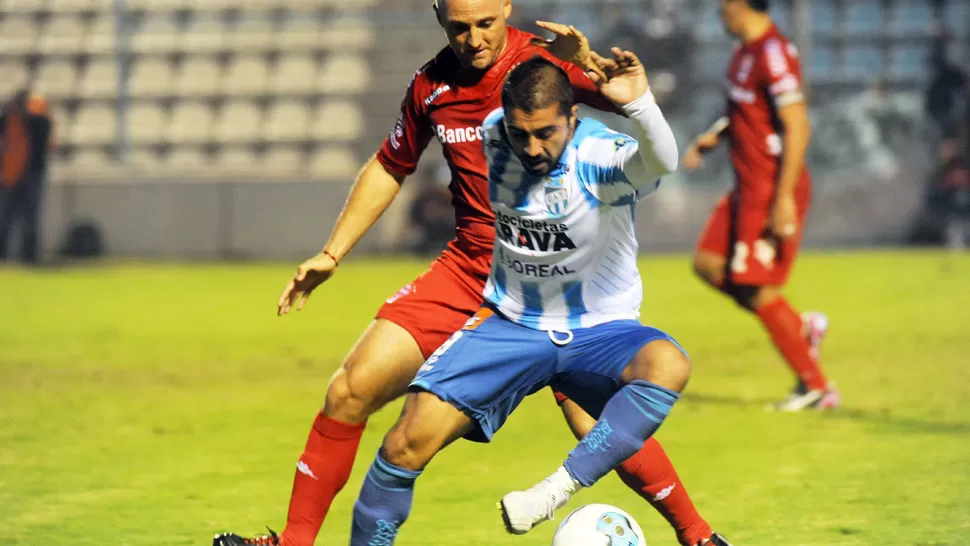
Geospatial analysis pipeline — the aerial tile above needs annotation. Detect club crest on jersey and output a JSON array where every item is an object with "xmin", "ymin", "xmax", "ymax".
[{"xmin": 543, "ymin": 178, "xmax": 569, "ymax": 218}]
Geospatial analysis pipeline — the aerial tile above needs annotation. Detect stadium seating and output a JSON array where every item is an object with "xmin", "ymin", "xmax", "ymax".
[{"xmin": 0, "ymin": 0, "xmax": 965, "ymax": 183}]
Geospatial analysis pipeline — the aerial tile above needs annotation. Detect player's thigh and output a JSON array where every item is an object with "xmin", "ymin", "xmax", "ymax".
[
  {"xmin": 325, "ymin": 318, "xmax": 425, "ymax": 419},
  {"xmin": 327, "ymin": 255, "xmax": 486, "ymax": 419},
  {"xmin": 620, "ymin": 339, "xmax": 692, "ymax": 392},
  {"xmin": 728, "ymin": 205, "xmax": 802, "ymax": 287},
  {"xmin": 376, "ymin": 255, "xmax": 486, "ymax": 359},
  {"xmin": 693, "ymin": 194, "xmax": 733, "ymax": 283},
  {"xmin": 411, "ymin": 308, "xmax": 557, "ymax": 443},
  {"xmin": 383, "ymin": 390, "xmax": 475, "ymax": 471},
  {"xmin": 557, "ymin": 322, "xmax": 688, "ymax": 417}
]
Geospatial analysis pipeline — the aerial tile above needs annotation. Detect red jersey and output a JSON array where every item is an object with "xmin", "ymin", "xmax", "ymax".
[
  {"xmin": 725, "ymin": 25, "xmax": 808, "ymax": 204},
  {"xmin": 376, "ymin": 26, "xmax": 614, "ymax": 276}
]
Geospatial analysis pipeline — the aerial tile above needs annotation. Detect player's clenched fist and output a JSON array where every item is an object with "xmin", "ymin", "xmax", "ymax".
[
  {"xmin": 277, "ymin": 251, "xmax": 338, "ymax": 316},
  {"xmin": 587, "ymin": 47, "xmax": 649, "ymax": 108},
  {"xmin": 530, "ymin": 21, "xmax": 607, "ymax": 81}
]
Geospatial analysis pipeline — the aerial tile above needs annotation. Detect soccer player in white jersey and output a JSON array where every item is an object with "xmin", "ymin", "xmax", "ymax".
[{"xmin": 347, "ymin": 49, "xmax": 728, "ymax": 545}]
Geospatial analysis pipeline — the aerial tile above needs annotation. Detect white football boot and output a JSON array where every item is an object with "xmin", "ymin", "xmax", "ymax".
[{"xmin": 499, "ymin": 467, "xmax": 581, "ymax": 534}]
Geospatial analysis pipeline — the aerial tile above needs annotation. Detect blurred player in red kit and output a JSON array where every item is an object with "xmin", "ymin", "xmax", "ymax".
[
  {"xmin": 213, "ymin": 1, "xmax": 729, "ymax": 546},
  {"xmin": 683, "ymin": 0, "xmax": 839, "ymax": 412}
]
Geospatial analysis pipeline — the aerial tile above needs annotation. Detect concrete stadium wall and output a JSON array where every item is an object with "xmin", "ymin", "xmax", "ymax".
[{"xmin": 36, "ymin": 166, "xmax": 926, "ymax": 261}]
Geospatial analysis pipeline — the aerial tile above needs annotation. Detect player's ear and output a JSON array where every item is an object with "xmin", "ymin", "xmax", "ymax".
[
  {"xmin": 433, "ymin": 1, "xmax": 442, "ymax": 25},
  {"xmin": 502, "ymin": 0, "xmax": 512, "ymax": 20},
  {"xmin": 569, "ymin": 104, "xmax": 579, "ymax": 128}
]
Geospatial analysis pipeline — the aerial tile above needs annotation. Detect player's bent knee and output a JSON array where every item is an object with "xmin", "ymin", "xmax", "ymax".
[
  {"xmin": 692, "ymin": 252, "xmax": 725, "ymax": 287},
  {"xmin": 324, "ymin": 368, "xmax": 376, "ymax": 424},
  {"xmin": 624, "ymin": 340, "xmax": 692, "ymax": 392},
  {"xmin": 727, "ymin": 283, "xmax": 761, "ymax": 311},
  {"xmin": 750, "ymin": 285, "xmax": 781, "ymax": 310},
  {"xmin": 381, "ymin": 420, "xmax": 438, "ymax": 472}
]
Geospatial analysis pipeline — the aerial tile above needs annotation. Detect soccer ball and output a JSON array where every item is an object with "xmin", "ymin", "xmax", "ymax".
[{"xmin": 551, "ymin": 504, "xmax": 646, "ymax": 546}]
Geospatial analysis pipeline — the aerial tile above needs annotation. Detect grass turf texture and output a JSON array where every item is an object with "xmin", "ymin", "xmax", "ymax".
[{"xmin": 1, "ymin": 251, "xmax": 968, "ymax": 545}]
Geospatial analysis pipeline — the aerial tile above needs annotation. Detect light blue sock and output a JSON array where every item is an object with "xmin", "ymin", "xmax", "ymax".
[
  {"xmin": 350, "ymin": 452, "xmax": 422, "ymax": 546},
  {"xmin": 564, "ymin": 380, "xmax": 679, "ymax": 487}
]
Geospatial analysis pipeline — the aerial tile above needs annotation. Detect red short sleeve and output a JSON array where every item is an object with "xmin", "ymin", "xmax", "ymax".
[{"xmin": 376, "ymin": 71, "xmax": 434, "ymax": 177}]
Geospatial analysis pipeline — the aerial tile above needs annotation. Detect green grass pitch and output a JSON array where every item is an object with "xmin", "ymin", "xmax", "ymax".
[{"xmin": 1, "ymin": 251, "xmax": 969, "ymax": 545}]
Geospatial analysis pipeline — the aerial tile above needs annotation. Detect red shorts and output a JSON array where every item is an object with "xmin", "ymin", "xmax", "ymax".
[
  {"xmin": 375, "ymin": 247, "xmax": 490, "ymax": 358},
  {"xmin": 696, "ymin": 189, "xmax": 810, "ymax": 286}
]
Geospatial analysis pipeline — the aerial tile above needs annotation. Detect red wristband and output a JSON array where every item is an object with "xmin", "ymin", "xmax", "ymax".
[{"xmin": 323, "ymin": 250, "xmax": 339, "ymax": 266}]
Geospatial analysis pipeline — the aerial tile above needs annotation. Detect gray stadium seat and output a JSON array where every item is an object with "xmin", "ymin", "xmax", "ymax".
[
  {"xmin": 264, "ymin": 101, "xmax": 310, "ymax": 142},
  {"xmin": 213, "ymin": 100, "xmax": 262, "ymax": 143},
  {"xmin": 166, "ymin": 101, "xmax": 214, "ymax": 144},
  {"xmin": 129, "ymin": 58, "xmax": 175, "ymax": 97},
  {"xmin": 331, "ymin": 0, "xmax": 380, "ymax": 9},
  {"xmin": 176, "ymin": 57, "xmax": 222, "ymax": 97},
  {"xmin": 842, "ymin": 45, "xmax": 884, "ymax": 82},
  {"xmin": 319, "ymin": 18, "xmax": 376, "ymax": 50},
  {"xmin": 214, "ymin": 146, "xmax": 257, "ymax": 173},
  {"xmin": 222, "ymin": 55, "xmax": 268, "ymax": 96},
  {"xmin": 942, "ymin": 1, "xmax": 969, "ymax": 34},
  {"xmin": 276, "ymin": 19, "xmax": 320, "ymax": 51},
  {"xmin": 810, "ymin": 0, "xmax": 837, "ymax": 37},
  {"xmin": 889, "ymin": 43, "xmax": 931, "ymax": 81},
  {"xmin": 226, "ymin": 20, "xmax": 273, "ymax": 53},
  {"xmin": 844, "ymin": 0, "xmax": 884, "ymax": 36},
  {"xmin": 49, "ymin": 0, "xmax": 101, "ymax": 12},
  {"xmin": 85, "ymin": 14, "xmax": 117, "ymax": 54},
  {"xmin": 310, "ymin": 100, "xmax": 362, "ymax": 141},
  {"xmin": 807, "ymin": 45, "xmax": 836, "ymax": 84},
  {"xmin": 0, "ymin": 63, "xmax": 30, "ymax": 98},
  {"xmin": 131, "ymin": 19, "xmax": 179, "ymax": 54},
  {"xmin": 50, "ymin": 106, "xmax": 70, "ymax": 145},
  {"xmin": 78, "ymin": 60, "xmax": 118, "ymax": 99},
  {"xmin": 129, "ymin": 103, "xmax": 168, "ymax": 145},
  {"xmin": 33, "ymin": 60, "xmax": 78, "ymax": 100},
  {"xmin": 270, "ymin": 55, "xmax": 317, "ymax": 95},
  {"xmin": 181, "ymin": 19, "xmax": 226, "ymax": 54},
  {"xmin": 230, "ymin": 0, "xmax": 278, "ymax": 10},
  {"xmin": 309, "ymin": 146, "xmax": 357, "ymax": 180},
  {"xmin": 1, "ymin": 17, "xmax": 39, "ymax": 54},
  {"xmin": 891, "ymin": 0, "xmax": 935, "ymax": 35},
  {"xmin": 69, "ymin": 148, "xmax": 119, "ymax": 178},
  {"xmin": 38, "ymin": 16, "xmax": 86, "ymax": 54},
  {"xmin": 1, "ymin": 0, "xmax": 48, "ymax": 14},
  {"xmin": 128, "ymin": 147, "xmax": 162, "ymax": 172},
  {"xmin": 284, "ymin": 0, "xmax": 329, "ymax": 15},
  {"xmin": 167, "ymin": 147, "xmax": 211, "ymax": 173},
  {"xmin": 130, "ymin": 0, "xmax": 194, "ymax": 12},
  {"xmin": 262, "ymin": 146, "xmax": 306, "ymax": 175},
  {"xmin": 317, "ymin": 55, "xmax": 371, "ymax": 94},
  {"xmin": 71, "ymin": 105, "xmax": 118, "ymax": 146}
]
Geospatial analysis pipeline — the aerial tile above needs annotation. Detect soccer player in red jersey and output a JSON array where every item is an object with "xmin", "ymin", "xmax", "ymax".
[
  {"xmin": 213, "ymin": 3, "xmax": 727, "ymax": 546},
  {"xmin": 684, "ymin": 0, "xmax": 839, "ymax": 412}
]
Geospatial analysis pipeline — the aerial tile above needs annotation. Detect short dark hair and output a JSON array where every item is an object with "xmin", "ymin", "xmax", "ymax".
[
  {"xmin": 501, "ymin": 56, "xmax": 574, "ymax": 117},
  {"xmin": 747, "ymin": 0, "xmax": 769, "ymax": 12}
]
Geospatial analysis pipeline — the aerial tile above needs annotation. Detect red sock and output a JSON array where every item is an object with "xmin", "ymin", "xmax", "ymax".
[
  {"xmin": 755, "ymin": 297, "xmax": 828, "ymax": 390},
  {"xmin": 616, "ymin": 438, "xmax": 713, "ymax": 546},
  {"xmin": 280, "ymin": 412, "xmax": 366, "ymax": 546}
]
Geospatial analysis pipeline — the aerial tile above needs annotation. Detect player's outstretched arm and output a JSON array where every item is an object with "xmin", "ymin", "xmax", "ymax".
[
  {"xmin": 682, "ymin": 117, "xmax": 729, "ymax": 171},
  {"xmin": 591, "ymin": 48, "xmax": 679, "ymax": 187},
  {"xmin": 277, "ymin": 156, "xmax": 405, "ymax": 316}
]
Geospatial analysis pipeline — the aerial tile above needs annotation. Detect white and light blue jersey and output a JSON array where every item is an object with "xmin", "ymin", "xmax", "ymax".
[{"xmin": 481, "ymin": 91, "xmax": 679, "ymax": 331}]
